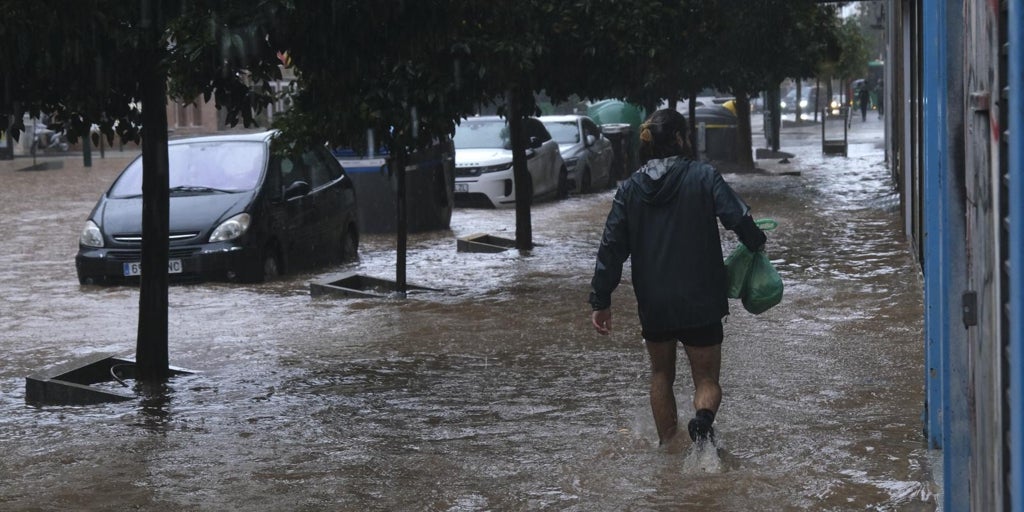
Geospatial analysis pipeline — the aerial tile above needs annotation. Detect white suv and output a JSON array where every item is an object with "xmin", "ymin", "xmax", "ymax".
[{"xmin": 453, "ymin": 116, "xmax": 567, "ymax": 208}]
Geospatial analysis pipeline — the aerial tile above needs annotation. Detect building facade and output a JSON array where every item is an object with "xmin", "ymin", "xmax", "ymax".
[{"xmin": 886, "ymin": 1, "xmax": 1022, "ymax": 510}]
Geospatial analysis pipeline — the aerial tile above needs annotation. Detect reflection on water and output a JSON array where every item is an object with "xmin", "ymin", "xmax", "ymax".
[{"xmin": 0, "ymin": 127, "xmax": 934, "ymax": 510}]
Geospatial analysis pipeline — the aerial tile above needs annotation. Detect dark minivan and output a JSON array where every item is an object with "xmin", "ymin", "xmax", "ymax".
[{"xmin": 76, "ymin": 130, "xmax": 359, "ymax": 285}]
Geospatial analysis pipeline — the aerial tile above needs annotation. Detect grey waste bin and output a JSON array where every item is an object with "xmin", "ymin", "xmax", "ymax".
[
  {"xmin": 689, "ymin": 106, "xmax": 738, "ymax": 162},
  {"xmin": 333, "ymin": 140, "xmax": 455, "ymax": 235},
  {"xmin": 600, "ymin": 123, "xmax": 633, "ymax": 182},
  {"xmin": 0, "ymin": 131, "xmax": 12, "ymax": 160}
]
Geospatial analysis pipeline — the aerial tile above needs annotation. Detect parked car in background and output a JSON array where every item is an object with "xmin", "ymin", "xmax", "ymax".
[
  {"xmin": 452, "ymin": 116, "xmax": 567, "ymax": 208},
  {"xmin": 780, "ymin": 86, "xmax": 825, "ymax": 118},
  {"xmin": 539, "ymin": 114, "xmax": 614, "ymax": 193},
  {"xmin": 76, "ymin": 130, "xmax": 359, "ymax": 285}
]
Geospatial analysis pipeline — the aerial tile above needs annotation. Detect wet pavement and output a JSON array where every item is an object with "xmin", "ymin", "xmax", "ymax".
[{"xmin": 0, "ymin": 114, "xmax": 937, "ymax": 511}]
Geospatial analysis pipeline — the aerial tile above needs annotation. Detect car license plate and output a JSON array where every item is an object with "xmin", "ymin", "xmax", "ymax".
[
  {"xmin": 123, "ymin": 259, "xmax": 183, "ymax": 277},
  {"xmin": 455, "ymin": 183, "xmax": 469, "ymax": 193}
]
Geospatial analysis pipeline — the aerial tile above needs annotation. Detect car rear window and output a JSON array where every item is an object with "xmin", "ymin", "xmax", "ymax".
[
  {"xmin": 542, "ymin": 121, "xmax": 580, "ymax": 144},
  {"xmin": 109, "ymin": 141, "xmax": 267, "ymax": 198}
]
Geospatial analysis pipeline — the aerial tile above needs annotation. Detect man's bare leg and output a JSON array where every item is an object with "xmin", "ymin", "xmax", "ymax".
[
  {"xmin": 683, "ymin": 343, "xmax": 722, "ymax": 440},
  {"xmin": 645, "ymin": 340, "xmax": 679, "ymax": 445},
  {"xmin": 683, "ymin": 343, "xmax": 721, "ymax": 413}
]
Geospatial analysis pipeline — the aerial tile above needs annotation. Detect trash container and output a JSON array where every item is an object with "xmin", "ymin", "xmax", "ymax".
[
  {"xmin": 688, "ymin": 105, "xmax": 738, "ymax": 162},
  {"xmin": 0, "ymin": 131, "xmax": 12, "ymax": 160},
  {"xmin": 333, "ymin": 139, "xmax": 455, "ymax": 235},
  {"xmin": 587, "ymin": 100, "xmax": 644, "ymax": 177},
  {"xmin": 599, "ymin": 123, "xmax": 632, "ymax": 182}
]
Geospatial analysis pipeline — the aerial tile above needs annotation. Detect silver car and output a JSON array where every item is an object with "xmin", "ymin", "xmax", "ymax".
[{"xmin": 540, "ymin": 115, "xmax": 615, "ymax": 193}]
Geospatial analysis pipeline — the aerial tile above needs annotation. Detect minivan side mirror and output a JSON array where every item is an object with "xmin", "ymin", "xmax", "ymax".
[
  {"xmin": 585, "ymin": 134, "xmax": 597, "ymax": 146},
  {"xmin": 283, "ymin": 180, "xmax": 311, "ymax": 200}
]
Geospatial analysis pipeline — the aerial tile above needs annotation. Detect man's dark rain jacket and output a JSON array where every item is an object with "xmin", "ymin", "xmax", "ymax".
[{"xmin": 589, "ymin": 157, "xmax": 766, "ymax": 337}]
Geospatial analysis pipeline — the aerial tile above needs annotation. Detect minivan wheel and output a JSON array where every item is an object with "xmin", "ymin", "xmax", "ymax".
[
  {"xmin": 258, "ymin": 245, "xmax": 281, "ymax": 282},
  {"xmin": 341, "ymin": 229, "xmax": 359, "ymax": 262}
]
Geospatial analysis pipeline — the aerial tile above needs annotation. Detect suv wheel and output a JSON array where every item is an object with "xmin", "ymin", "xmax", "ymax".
[{"xmin": 556, "ymin": 167, "xmax": 569, "ymax": 199}]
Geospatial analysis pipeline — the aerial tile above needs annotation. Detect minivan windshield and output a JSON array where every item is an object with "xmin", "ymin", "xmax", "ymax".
[
  {"xmin": 453, "ymin": 120, "xmax": 512, "ymax": 150},
  {"xmin": 109, "ymin": 141, "xmax": 266, "ymax": 198}
]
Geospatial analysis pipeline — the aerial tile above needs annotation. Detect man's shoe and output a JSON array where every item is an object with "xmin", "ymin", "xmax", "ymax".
[
  {"xmin": 687, "ymin": 409, "xmax": 716, "ymax": 443},
  {"xmin": 687, "ymin": 416, "xmax": 715, "ymax": 443}
]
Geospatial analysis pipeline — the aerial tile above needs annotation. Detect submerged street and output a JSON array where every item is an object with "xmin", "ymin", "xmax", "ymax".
[{"xmin": 0, "ymin": 116, "xmax": 937, "ymax": 510}]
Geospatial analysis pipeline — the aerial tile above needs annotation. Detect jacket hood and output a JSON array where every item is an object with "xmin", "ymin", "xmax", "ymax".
[{"xmin": 634, "ymin": 156, "xmax": 690, "ymax": 205}]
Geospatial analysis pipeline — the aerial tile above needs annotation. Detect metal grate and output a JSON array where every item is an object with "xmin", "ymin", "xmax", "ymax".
[
  {"xmin": 112, "ymin": 232, "xmax": 200, "ymax": 243},
  {"xmin": 104, "ymin": 247, "xmax": 201, "ymax": 262}
]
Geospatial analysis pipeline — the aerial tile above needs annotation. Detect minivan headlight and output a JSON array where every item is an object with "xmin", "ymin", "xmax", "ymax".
[
  {"xmin": 209, "ymin": 213, "xmax": 251, "ymax": 242},
  {"xmin": 80, "ymin": 220, "xmax": 104, "ymax": 248}
]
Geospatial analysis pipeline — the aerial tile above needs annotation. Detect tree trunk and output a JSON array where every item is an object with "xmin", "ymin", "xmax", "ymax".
[
  {"xmin": 136, "ymin": 30, "xmax": 171, "ymax": 382},
  {"xmin": 795, "ymin": 78, "xmax": 803, "ymax": 122},
  {"xmin": 393, "ymin": 148, "xmax": 408, "ymax": 296},
  {"xmin": 767, "ymin": 85, "xmax": 782, "ymax": 153},
  {"xmin": 507, "ymin": 92, "xmax": 533, "ymax": 250},
  {"xmin": 688, "ymin": 90, "xmax": 698, "ymax": 158},
  {"xmin": 815, "ymin": 77, "xmax": 821, "ymax": 122},
  {"xmin": 733, "ymin": 94, "xmax": 755, "ymax": 170}
]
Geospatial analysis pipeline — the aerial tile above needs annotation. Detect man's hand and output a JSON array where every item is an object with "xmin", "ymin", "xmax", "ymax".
[{"xmin": 592, "ymin": 308, "xmax": 612, "ymax": 335}]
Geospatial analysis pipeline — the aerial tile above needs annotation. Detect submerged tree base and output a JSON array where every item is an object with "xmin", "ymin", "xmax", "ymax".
[
  {"xmin": 456, "ymin": 233, "xmax": 517, "ymax": 253},
  {"xmin": 25, "ymin": 353, "xmax": 192, "ymax": 406},
  {"xmin": 310, "ymin": 272, "xmax": 440, "ymax": 299}
]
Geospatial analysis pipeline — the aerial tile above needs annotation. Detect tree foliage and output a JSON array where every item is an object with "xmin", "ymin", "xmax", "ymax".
[
  {"xmin": 830, "ymin": 17, "xmax": 871, "ymax": 83},
  {"xmin": 705, "ymin": 0, "xmax": 838, "ymax": 160},
  {"xmin": 1, "ymin": 0, "xmax": 281, "ymax": 145}
]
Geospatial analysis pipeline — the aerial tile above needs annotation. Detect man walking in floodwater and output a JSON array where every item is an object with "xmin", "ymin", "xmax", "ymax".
[{"xmin": 589, "ymin": 109, "xmax": 767, "ymax": 449}]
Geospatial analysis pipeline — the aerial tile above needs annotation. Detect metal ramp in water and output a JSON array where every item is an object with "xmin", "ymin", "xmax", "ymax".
[{"xmin": 821, "ymin": 106, "xmax": 849, "ymax": 157}]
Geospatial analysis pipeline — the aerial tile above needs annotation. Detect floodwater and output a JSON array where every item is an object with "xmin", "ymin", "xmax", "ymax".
[{"xmin": 0, "ymin": 118, "xmax": 936, "ymax": 511}]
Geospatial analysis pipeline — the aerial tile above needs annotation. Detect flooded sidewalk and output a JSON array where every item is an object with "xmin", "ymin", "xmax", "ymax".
[{"xmin": 0, "ymin": 117, "xmax": 936, "ymax": 510}]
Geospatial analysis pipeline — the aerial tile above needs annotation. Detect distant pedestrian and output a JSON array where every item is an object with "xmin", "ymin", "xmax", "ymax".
[
  {"xmin": 858, "ymin": 87, "xmax": 870, "ymax": 122},
  {"xmin": 588, "ymin": 108, "xmax": 767, "ymax": 450}
]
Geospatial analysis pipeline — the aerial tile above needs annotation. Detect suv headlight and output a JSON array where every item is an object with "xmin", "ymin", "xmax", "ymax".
[
  {"xmin": 563, "ymin": 157, "xmax": 579, "ymax": 170},
  {"xmin": 479, "ymin": 163, "xmax": 512, "ymax": 174},
  {"xmin": 80, "ymin": 220, "xmax": 104, "ymax": 248},
  {"xmin": 209, "ymin": 213, "xmax": 251, "ymax": 242}
]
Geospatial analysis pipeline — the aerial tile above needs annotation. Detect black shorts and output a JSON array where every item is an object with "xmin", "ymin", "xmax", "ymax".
[{"xmin": 643, "ymin": 320, "xmax": 724, "ymax": 347}]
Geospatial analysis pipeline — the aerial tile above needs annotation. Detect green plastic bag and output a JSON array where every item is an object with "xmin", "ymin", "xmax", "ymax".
[
  {"xmin": 724, "ymin": 218, "xmax": 779, "ymax": 300},
  {"xmin": 724, "ymin": 244, "xmax": 754, "ymax": 299},
  {"xmin": 741, "ymin": 251, "xmax": 784, "ymax": 315}
]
